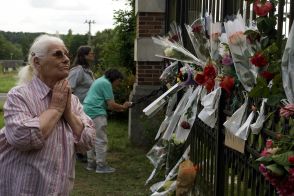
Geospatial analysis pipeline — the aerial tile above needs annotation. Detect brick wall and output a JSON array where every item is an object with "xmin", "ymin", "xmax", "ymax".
[
  {"xmin": 136, "ymin": 61, "xmax": 164, "ymax": 85},
  {"xmin": 136, "ymin": 12, "xmax": 165, "ymax": 85},
  {"xmin": 137, "ymin": 12, "xmax": 165, "ymax": 37}
]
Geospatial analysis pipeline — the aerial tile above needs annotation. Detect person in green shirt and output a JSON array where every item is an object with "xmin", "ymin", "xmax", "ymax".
[{"xmin": 83, "ymin": 68, "xmax": 132, "ymax": 173}]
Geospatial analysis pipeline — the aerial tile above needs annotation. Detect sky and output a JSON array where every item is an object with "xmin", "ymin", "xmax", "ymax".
[{"xmin": 0, "ymin": 0, "xmax": 130, "ymax": 35}]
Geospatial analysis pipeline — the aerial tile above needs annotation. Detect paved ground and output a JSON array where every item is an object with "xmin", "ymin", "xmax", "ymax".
[{"xmin": 0, "ymin": 93, "xmax": 7, "ymax": 102}]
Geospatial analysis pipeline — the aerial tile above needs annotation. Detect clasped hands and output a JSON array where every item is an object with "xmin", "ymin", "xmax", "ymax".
[{"xmin": 48, "ymin": 79, "xmax": 73, "ymax": 120}]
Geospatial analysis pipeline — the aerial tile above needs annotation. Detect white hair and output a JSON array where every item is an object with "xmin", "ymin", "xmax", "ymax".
[{"xmin": 17, "ymin": 34, "xmax": 65, "ymax": 85}]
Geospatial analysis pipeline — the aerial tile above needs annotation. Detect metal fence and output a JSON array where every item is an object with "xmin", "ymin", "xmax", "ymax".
[{"xmin": 166, "ymin": 0, "xmax": 294, "ymax": 195}]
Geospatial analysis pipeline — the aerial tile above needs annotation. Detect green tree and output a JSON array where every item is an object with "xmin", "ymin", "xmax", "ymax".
[
  {"xmin": 95, "ymin": 0, "xmax": 135, "ymax": 72},
  {"xmin": 113, "ymin": 0, "xmax": 135, "ymax": 72},
  {"xmin": 62, "ymin": 33, "xmax": 88, "ymax": 62},
  {"xmin": 0, "ymin": 34, "xmax": 23, "ymax": 59}
]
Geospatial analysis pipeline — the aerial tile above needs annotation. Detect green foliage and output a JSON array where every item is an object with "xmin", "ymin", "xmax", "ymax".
[
  {"xmin": 0, "ymin": 71, "xmax": 17, "ymax": 93},
  {"xmin": 249, "ymin": 74, "xmax": 285, "ymax": 106},
  {"xmin": 0, "ymin": 33, "xmax": 24, "ymax": 60},
  {"xmin": 0, "ymin": 31, "xmax": 42, "ymax": 60},
  {"xmin": 62, "ymin": 32, "xmax": 88, "ymax": 62},
  {"xmin": 112, "ymin": 0, "xmax": 135, "ymax": 72},
  {"xmin": 94, "ymin": 66, "xmax": 135, "ymax": 107}
]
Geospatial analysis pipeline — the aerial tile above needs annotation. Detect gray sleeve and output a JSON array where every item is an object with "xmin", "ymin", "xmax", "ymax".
[{"xmin": 68, "ymin": 67, "xmax": 83, "ymax": 92}]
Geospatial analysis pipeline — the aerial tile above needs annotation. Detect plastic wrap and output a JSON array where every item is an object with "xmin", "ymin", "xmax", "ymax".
[
  {"xmin": 162, "ymin": 87, "xmax": 193, "ymax": 140},
  {"xmin": 175, "ymin": 85, "xmax": 202, "ymax": 142},
  {"xmin": 250, "ymin": 99, "xmax": 267, "ymax": 134},
  {"xmin": 198, "ymin": 87, "xmax": 222, "ymax": 128},
  {"xmin": 281, "ymin": 23, "xmax": 294, "ymax": 103},
  {"xmin": 224, "ymin": 14, "xmax": 256, "ymax": 91}
]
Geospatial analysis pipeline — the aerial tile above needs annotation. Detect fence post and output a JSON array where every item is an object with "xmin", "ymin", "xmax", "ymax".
[
  {"xmin": 214, "ymin": 90, "xmax": 226, "ymax": 196},
  {"xmin": 290, "ymin": 0, "xmax": 294, "ymax": 30}
]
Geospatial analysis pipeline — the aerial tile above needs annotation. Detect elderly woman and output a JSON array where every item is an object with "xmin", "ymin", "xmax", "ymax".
[{"xmin": 0, "ymin": 35, "xmax": 95, "ymax": 196}]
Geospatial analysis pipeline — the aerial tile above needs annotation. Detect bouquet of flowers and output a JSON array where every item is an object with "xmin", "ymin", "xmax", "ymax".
[
  {"xmin": 224, "ymin": 14, "xmax": 257, "ymax": 92},
  {"xmin": 256, "ymin": 136, "xmax": 294, "ymax": 196}
]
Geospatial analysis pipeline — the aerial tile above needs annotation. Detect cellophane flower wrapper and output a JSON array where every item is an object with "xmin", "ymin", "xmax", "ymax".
[
  {"xmin": 162, "ymin": 87, "xmax": 193, "ymax": 141},
  {"xmin": 175, "ymin": 85, "xmax": 203, "ymax": 142},
  {"xmin": 155, "ymin": 93, "xmax": 178, "ymax": 140},
  {"xmin": 150, "ymin": 146, "xmax": 190, "ymax": 195},
  {"xmin": 168, "ymin": 21, "xmax": 184, "ymax": 46},
  {"xmin": 143, "ymin": 83, "xmax": 184, "ymax": 117},
  {"xmin": 159, "ymin": 61, "xmax": 179, "ymax": 85},
  {"xmin": 281, "ymin": 22, "xmax": 294, "ymax": 103},
  {"xmin": 146, "ymin": 139, "xmax": 168, "ymax": 185},
  {"xmin": 150, "ymin": 181, "xmax": 177, "ymax": 196},
  {"xmin": 185, "ymin": 18, "xmax": 210, "ymax": 64},
  {"xmin": 178, "ymin": 64, "xmax": 198, "ymax": 86},
  {"xmin": 250, "ymin": 98, "xmax": 267, "ymax": 134},
  {"xmin": 235, "ymin": 110, "xmax": 255, "ymax": 140},
  {"xmin": 152, "ymin": 36, "xmax": 205, "ymax": 66},
  {"xmin": 209, "ymin": 21, "xmax": 222, "ymax": 60},
  {"xmin": 224, "ymin": 14, "xmax": 256, "ymax": 91},
  {"xmin": 198, "ymin": 87, "xmax": 222, "ymax": 128},
  {"xmin": 223, "ymin": 95, "xmax": 248, "ymax": 137}
]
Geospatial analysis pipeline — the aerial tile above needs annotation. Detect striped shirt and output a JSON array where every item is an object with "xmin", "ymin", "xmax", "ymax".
[{"xmin": 0, "ymin": 76, "xmax": 95, "ymax": 196}]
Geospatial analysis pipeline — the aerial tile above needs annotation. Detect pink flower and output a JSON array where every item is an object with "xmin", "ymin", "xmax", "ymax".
[
  {"xmin": 266, "ymin": 139, "xmax": 273, "ymax": 148},
  {"xmin": 261, "ymin": 149, "xmax": 270, "ymax": 157},
  {"xmin": 280, "ymin": 104, "xmax": 294, "ymax": 118},
  {"xmin": 211, "ymin": 32, "xmax": 221, "ymax": 41},
  {"xmin": 221, "ymin": 54, "xmax": 233, "ymax": 65},
  {"xmin": 259, "ymin": 164, "xmax": 267, "ymax": 173},
  {"xmin": 253, "ymin": 0, "xmax": 273, "ymax": 16},
  {"xmin": 228, "ymin": 31, "xmax": 245, "ymax": 45}
]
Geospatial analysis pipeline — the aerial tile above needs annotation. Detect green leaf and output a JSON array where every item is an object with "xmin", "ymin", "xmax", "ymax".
[
  {"xmin": 272, "ymin": 151, "xmax": 294, "ymax": 166},
  {"xmin": 266, "ymin": 164, "xmax": 285, "ymax": 176},
  {"xmin": 256, "ymin": 156, "xmax": 273, "ymax": 163},
  {"xmin": 249, "ymin": 77, "xmax": 270, "ymax": 98},
  {"xmin": 267, "ymin": 94, "xmax": 285, "ymax": 106}
]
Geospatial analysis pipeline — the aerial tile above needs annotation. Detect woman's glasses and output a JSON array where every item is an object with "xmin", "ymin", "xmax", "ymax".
[{"xmin": 50, "ymin": 50, "xmax": 69, "ymax": 59}]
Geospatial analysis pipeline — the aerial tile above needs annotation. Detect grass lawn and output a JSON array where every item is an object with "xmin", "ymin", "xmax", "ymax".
[
  {"xmin": 71, "ymin": 118, "xmax": 153, "ymax": 196},
  {"xmin": 0, "ymin": 71, "xmax": 17, "ymax": 93}
]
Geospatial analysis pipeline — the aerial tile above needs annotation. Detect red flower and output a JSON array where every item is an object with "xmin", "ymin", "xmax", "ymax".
[
  {"xmin": 251, "ymin": 52, "xmax": 268, "ymax": 67},
  {"xmin": 205, "ymin": 78, "xmax": 215, "ymax": 92},
  {"xmin": 180, "ymin": 121, "xmax": 191, "ymax": 129},
  {"xmin": 220, "ymin": 76, "xmax": 235, "ymax": 95},
  {"xmin": 192, "ymin": 24, "xmax": 202, "ymax": 33},
  {"xmin": 253, "ymin": 0, "xmax": 273, "ymax": 16},
  {"xmin": 168, "ymin": 34, "xmax": 179, "ymax": 42},
  {"xmin": 203, "ymin": 64, "xmax": 217, "ymax": 79},
  {"xmin": 195, "ymin": 73, "xmax": 206, "ymax": 85},
  {"xmin": 260, "ymin": 71, "xmax": 274, "ymax": 82},
  {"xmin": 288, "ymin": 156, "xmax": 294, "ymax": 164}
]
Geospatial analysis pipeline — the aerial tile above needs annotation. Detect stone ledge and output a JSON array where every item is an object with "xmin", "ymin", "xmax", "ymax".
[
  {"xmin": 135, "ymin": 0, "xmax": 165, "ymax": 14},
  {"xmin": 134, "ymin": 37, "xmax": 164, "ymax": 62}
]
